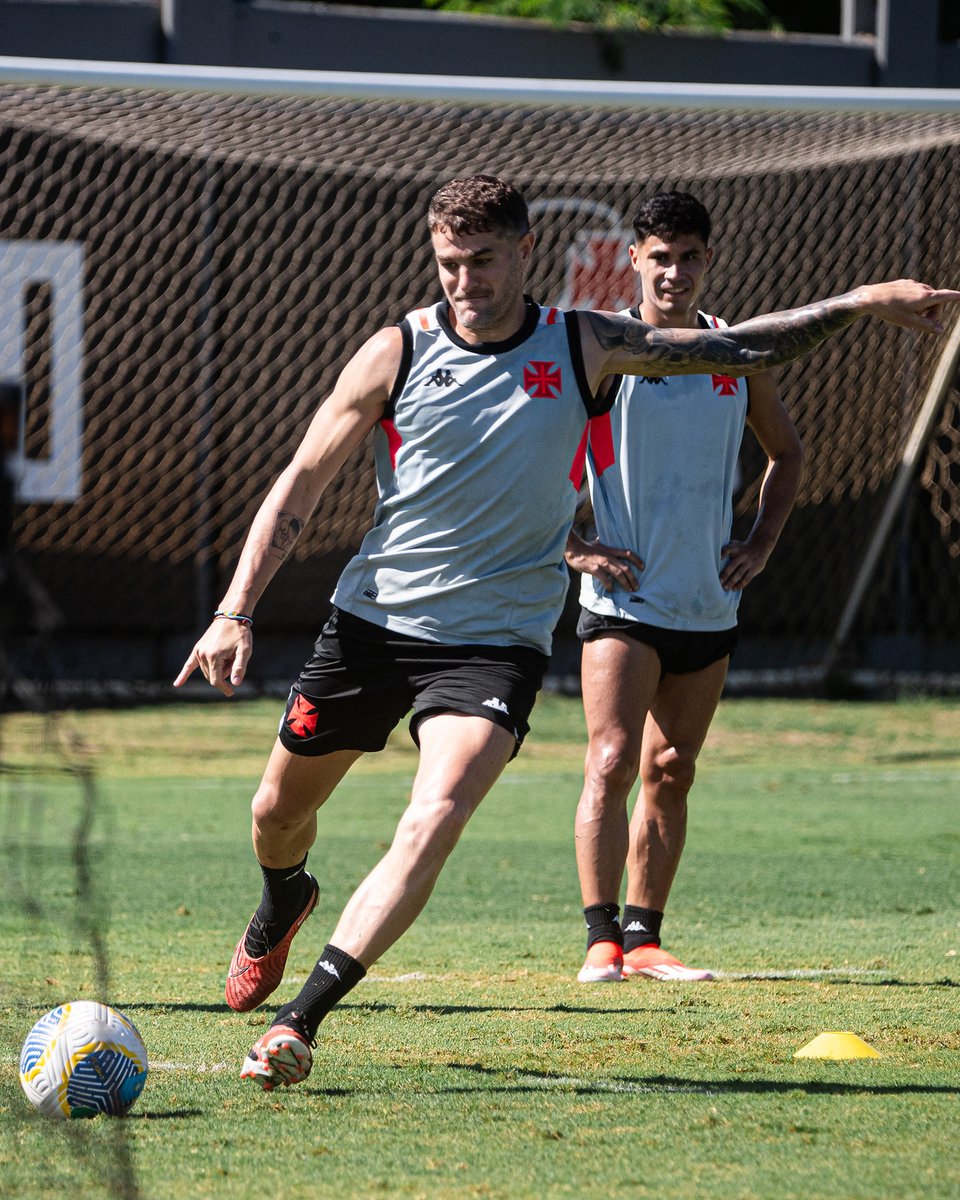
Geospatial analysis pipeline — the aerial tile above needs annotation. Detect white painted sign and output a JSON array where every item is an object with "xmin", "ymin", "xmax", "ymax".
[{"xmin": 0, "ymin": 240, "xmax": 84, "ymax": 502}]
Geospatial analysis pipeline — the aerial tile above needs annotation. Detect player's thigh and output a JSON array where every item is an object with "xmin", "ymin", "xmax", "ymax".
[
  {"xmin": 642, "ymin": 656, "xmax": 729, "ymax": 779},
  {"xmin": 581, "ymin": 633, "xmax": 663, "ymax": 747},
  {"xmin": 254, "ymin": 737, "xmax": 363, "ymax": 821},
  {"xmin": 413, "ymin": 712, "xmax": 517, "ymax": 811}
]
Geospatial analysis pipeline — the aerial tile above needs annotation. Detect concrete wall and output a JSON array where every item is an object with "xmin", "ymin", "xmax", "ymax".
[
  {"xmin": 0, "ymin": 0, "xmax": 160, "ymax": 62},
  {"xmin": 0, "ymin": 0, "xmax": 957, "ymax": 89}
]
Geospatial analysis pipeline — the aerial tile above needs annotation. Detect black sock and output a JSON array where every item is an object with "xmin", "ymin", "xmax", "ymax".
[
  {"xmin": 275, "ymin": 943, "xmax": 367, "ymax": 1040},
  {"xmin": 244, "ymin": 855, "xmax": 314, "ymax": 957},
  {"xmin": 622, "ymin": 906, "xmax": 663, "ymax": 952},
  {"xmin": 583, "ymin": 903, "xmax": 622, "ymax": 951}
]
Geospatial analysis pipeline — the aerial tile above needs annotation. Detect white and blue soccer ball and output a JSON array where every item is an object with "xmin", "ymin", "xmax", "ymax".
[{"xmin": 19, "ymin": 1001, "xmax": 148, "ymax": 1119}]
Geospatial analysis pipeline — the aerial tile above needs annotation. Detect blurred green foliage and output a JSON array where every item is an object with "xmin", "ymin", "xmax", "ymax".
[{"xmin": 422, "ymin": 0, "xmax": 774, "ymax": 33}]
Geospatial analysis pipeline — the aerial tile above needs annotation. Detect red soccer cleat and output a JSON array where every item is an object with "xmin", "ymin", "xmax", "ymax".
[
  {"xmin": 241, "ymin": 1018, "xmax": 313, "ymax": 1091},
  {"xmin": 621, "ymin": 944, "xmax": 714, "ymax": 982},
  {"xmin": 577, "ymin": 939, "xmax": 624, "ymax": 983},
  {"xmin": 225, "ymin": 874, "xmax": 319, "ymax": 1012}
]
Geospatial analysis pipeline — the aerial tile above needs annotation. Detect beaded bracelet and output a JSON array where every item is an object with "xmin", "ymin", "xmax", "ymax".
[{"xmin": 213, "ymin": 609, "xmax": 253, "ymax": 628}]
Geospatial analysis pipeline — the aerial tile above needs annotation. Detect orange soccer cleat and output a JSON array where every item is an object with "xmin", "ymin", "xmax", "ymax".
[
  {"xmin": 225, "ymin": 874, "xmax": 319, "ymax": 1012},
  {"xmin": 621, "ymin": 944, "xmax": 714, "ymax": 982},
  {"xmin": 241, "ymin": 1015, "xmax": 313, "ymax": 1091},
  {"xmin": 577, "ymin": 939, "xmax": 624, "ymax": 983}
]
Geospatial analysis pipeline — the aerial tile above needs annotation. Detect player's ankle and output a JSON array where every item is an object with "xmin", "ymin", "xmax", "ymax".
[{"xmin": 621, "ymin": 905, "xmax": 663, "ymax": 953}]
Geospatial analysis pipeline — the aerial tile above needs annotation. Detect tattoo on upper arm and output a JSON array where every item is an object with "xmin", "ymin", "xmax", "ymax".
[
  {"xmin": 586, "ymin": 299, "xmax": 859, "ymax": 375},
  {"xmin": 270, "ymin": 511, "xmax": 305, "ymax": 559}
]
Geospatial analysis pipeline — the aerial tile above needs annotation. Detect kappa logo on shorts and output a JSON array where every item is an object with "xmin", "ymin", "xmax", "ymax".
[
  {"xmin": 286, "ymin": 693, "xmax": 319, "ymax": 738},
  {"xmin": 482, "ymin": 697, "xmax": 510, "ymax": 714}
]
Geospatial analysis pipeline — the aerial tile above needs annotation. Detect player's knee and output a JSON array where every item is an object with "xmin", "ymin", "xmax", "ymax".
[
  {"xmin": 585, "ymin": 737, "xmax": 641, "ymax": 795},
  {"xmin": 643, "ymin": 745, "xmax": 697, "ymax": 796},
  {"xmin": 396, "ymin": 792, "xmax": 472, "ymax": 865},
  {"xmin": 250, "ymin": 783, "xmax": 302, "ymax": 837}
]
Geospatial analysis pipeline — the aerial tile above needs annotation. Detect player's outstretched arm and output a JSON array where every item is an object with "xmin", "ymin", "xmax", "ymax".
[
  {"xmin": 173, "ymin": 327, "xmax": 401, "ymax": 696},
  {"xmin": 580, "ymin": 280, "xmax": 960, "ymax": 386}
]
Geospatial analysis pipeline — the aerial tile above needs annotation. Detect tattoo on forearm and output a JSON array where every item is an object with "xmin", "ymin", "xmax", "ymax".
[
  {"xmin": 587, "ymin": 294, "xmax": 861, "ymax": 375},
  {"xmin": 270, "ymin": 510, "xmax": 305, "ymax": 559}
]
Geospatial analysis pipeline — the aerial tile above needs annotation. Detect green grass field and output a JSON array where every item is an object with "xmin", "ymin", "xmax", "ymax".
[{"xmin": 1, "ymin": 694, "xmax": 959, "ymax": 1199}]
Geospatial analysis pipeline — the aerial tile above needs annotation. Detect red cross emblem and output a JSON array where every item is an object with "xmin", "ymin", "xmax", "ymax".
[
  {"xmin": 712, "ymin": 374, "xmax": 740, "ymax": 396},
  {"xmin": 286, "ymin": 692, "xmax": 319, "ymax": 738},
  {"xmin": 565, "ymin": 232, "xmax": 636, "ymax": 310},
  {"xmin": 524, "ymin": 361, "xmax": 563, "ymax": 399}
]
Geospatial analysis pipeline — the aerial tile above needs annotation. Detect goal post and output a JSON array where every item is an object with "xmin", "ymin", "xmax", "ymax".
[{"xmin": 2, "ymin": 56, "xmax": 960, "ymax": 695}]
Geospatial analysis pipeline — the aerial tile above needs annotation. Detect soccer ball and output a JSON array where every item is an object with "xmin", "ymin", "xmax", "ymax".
[{"xmin": 19, "ymin": 1001, "xmax": 148, "ymax": 1119}]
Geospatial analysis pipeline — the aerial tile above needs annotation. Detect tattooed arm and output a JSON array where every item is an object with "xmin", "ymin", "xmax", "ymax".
[
  {"xmin": 579, "ymin": 280, "xmax": 960, "ymax": 389},
  {"xmin": 174, "ymin": 327, "xmax": 399, "ymax": 695}
]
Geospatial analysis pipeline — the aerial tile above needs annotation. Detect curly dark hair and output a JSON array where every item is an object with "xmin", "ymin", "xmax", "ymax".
[
  {"xmin": 631, "ymin": 192, "xmax": 711, "ymax": 246},
  {"xmin": 427, "ymin": 175, "xmax": 530, "ymax": 238}
]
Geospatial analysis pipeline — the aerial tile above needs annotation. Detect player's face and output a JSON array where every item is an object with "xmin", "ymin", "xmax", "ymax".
[
  {"xmin": 629, "ymin": 232, "xmax": 713, "ymax": 327},
  {"xmin": 432, "ymin": 227, "xmax": 535, "ymax": 342}
]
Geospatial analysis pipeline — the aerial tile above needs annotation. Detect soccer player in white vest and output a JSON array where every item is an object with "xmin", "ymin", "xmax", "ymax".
[
  {"xmin": 174, "ymin": 174, "xmax": 960, "ymax": 1090},
  {"xmin": 567, "ymin": 192, "xmax": 803, "ymax": 984}
]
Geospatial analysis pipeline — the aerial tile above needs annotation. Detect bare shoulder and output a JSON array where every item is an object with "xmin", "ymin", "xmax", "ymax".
[
  {"xmin": 576, "ymin": 308, "xmax": 649, "ymax": 349},
  {"xmin": 330, "ymin": 325, "xmax": 405, "ymax": 410},
  {"xmin": 573, "ymin": 309, "xmax": 654, "ymax": 389},
  {"xmin": 348, "ymin": 325, "xmax": 405, "ymax": 384}
]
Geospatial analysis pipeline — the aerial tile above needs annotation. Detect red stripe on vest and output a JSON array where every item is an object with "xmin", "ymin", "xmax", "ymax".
[
  {"xmin": 546, "ymin": 307, "xmax": 559, "ymax": 325},
  {"xmin": 568, "ymin": 422, "xmax": 590, "ymax": 488},
  {"xmin": 380, "ymin": 417, "xmax": 402, "ymax": 470},
  {"xmin": 587, "ymin": 412, "xmax": 616, "ymax": 476}
]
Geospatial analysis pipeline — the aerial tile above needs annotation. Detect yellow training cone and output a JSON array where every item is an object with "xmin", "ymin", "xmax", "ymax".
[{"xmin": 794, "ymin": 1032, "xmax": 880, "ymax": 1060}]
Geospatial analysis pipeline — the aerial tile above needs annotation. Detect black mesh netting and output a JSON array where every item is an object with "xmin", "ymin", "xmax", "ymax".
[{"xmin": 5, "ymin": 83, "xmax": 960, "ymax": 679}]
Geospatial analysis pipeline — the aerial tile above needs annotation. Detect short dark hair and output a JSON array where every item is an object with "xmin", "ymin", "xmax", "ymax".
[
  {"xmin": 428, "ymin": 175, "xmax": 531, "ymax": 239},
  {"xmin": 631, "ymin": 192, "xmax": 711, "ymax": 246}
]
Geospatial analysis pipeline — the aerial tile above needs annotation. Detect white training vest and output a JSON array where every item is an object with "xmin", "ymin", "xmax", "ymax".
[
  {"xmin": 333, "ymin": 299, "xmax": 609, "ymax": 654},
  {"xmin": 579, "ymin": 311, "xmax": 749, "ymax": 632}
]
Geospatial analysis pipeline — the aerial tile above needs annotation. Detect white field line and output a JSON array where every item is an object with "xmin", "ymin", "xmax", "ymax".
[
  {"xmin": 518, "ymin": 1074, "xmax": 719, "ymax": 1095},
  {"xmin": 3, "ymin": 1054, "xmax": 231, "ymax": 1072},
  {"xmin": 151, "ymin": 1060, "xmax": 230, "ymax": 1072},
  {"xmin": 713, "ymin": 968, "xmax": 889, "ymax": 980}
]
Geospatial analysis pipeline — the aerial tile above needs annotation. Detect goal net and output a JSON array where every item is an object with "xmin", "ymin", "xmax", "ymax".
[{"xmin": 4, "ymin": 62, "xmax": 960, "ymax": 695}]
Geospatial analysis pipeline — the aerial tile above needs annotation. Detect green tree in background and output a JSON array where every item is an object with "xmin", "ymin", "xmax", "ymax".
[{"xmin": 421, "ymin": 0, "xmax": 774, "ymax": 32}]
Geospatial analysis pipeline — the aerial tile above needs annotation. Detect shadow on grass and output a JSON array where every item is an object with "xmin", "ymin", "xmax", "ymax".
[
  {"xmin": 132, "ymin": 1109, "xmax": 205, "ymax": 1120},
  {"xmin": 875, "ymin": 749, "xmax": 960, "ymax": 765},
  {"xmin": 444, "ymin": 1062, "xmax": 960, "ymax": 1098},
  {"xmin": 724, "ymin": 976, "xmax": 959, "ymax": 988},
  {"xmin": 118, "ymin": 1000, "xmax": 664, "ymax": 1016},
  {"xmin": 288, "ymin": 1061, "xmax": 960, "ymax": 1101},
  {"xmin": 340, "ymin": 1001, "xmax": 666, "ymax": 1016}
]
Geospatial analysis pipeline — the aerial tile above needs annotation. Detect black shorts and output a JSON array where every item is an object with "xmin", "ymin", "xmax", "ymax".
[
  {"xmin": 277, "ymin": 607, "xmax": 549, "ymax": 759},
  {"xmin": 577, "ymin": 607, "xmax": 738, "ymax": 676}
]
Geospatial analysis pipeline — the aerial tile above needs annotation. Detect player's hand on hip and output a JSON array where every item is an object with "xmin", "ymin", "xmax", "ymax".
[
  {"xmin": 173, "ymin": 622, "xmax": 252, "ymax": 697},
  {"xmin": 569, "ymin": 540, "xmax": 644, "ymax": 593},
  {"xmin": 858, "ymin": 281, "xmax": 960, "ymax": 332},
  {"xmin": 720, "ymin": 539, "xmax": 771, "ymax": 591}
]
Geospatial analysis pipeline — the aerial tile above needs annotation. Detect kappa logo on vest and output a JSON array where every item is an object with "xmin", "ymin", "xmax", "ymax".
[
  {"xmin": 426, "ymin": 368, "xmax": 458, "ymax": 388},
  {"xmin": 523, "ymin": 360, "xmax": 563, "ymax": 399},
  {"xmin": 712, "ymin": 374, "xmax": 740, "ymax": 396}
]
